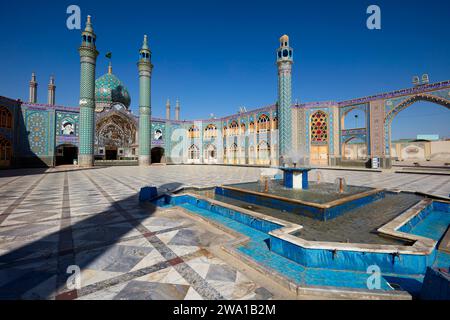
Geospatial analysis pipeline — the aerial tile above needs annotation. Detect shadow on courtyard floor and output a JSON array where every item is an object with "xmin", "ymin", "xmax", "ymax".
[{"xmin": 0, "ymin": 182, "xmax": 182, "ymax": 300}]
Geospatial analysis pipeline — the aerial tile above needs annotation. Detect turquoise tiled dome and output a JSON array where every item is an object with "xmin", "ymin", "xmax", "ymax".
[{"xmin": 95, "ymin": 71, "xmax": 131, "ymax": 108}]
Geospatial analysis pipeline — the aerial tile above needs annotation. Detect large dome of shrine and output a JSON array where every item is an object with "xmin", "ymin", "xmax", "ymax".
[{"xmin": 95, "ymin": 66, "xmax": 131, "ymax": 110}]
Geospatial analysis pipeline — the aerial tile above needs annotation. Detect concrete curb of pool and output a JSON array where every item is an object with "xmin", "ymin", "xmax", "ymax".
[
  {"xmin": 157, "ymin": 191, "xmax": 418, "ymax": 299},
  {"xmin": 218, "ymin": 185, "xmax": 385, "ymax": 210}
]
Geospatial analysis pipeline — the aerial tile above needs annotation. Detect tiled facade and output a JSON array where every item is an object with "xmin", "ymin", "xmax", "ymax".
[{"xmin": 0, "ymin": 19, "xmax": 449, "ymax": 169}]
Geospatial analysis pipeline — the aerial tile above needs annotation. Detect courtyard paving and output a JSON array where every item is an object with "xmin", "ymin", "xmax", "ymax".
[{"xmin": 0, "ymin": 165, "xmax": 449, "ymax": 300}]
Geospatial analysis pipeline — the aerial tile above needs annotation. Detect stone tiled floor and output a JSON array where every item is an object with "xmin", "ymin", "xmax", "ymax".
[
  {"xmin": 0, "ymin": 166, "xmax": 287, "ymax": 300},
  {"xmin": 0, "ymin": 165, "xmax": 448, "ymax": 300}
]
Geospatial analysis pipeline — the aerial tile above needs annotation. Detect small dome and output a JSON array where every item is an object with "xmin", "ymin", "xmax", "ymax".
[
  {"xmin": 280, "ymin": 34, "xmax": 289, "ymax": 42},
  {"xmin": 95, "ymin": 71, "xmax": 131, "ymax": 109}
]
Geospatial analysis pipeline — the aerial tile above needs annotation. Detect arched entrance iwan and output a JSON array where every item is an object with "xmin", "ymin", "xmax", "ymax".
[{"xmin": 384, "ymin": 94, "xmax": 450, "ymax": 166}]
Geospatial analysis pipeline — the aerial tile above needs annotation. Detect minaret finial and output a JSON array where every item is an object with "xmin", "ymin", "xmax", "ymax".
[
  {"xmin": 81, "ymin": 15, "xmax": 96, "ymax": 48},
  {"xmin": 280, "ymin": 34, "xmax": 289, "ymax": 47},
  {"xmin": 166, "ymin": 98, "xmax": 171, "ymax": 120},
  {"xmin": 47, "ymin": 75, "xmax": 56, "ymax": 105},
  {"xmin": 85, "ymin": 15, "xmax": 93, "ymax": 32},
  {"xmin": 29, "ymin": 72, "xmax": 38, "ymax": 103},
  {"xmin": 108, "ymin": 61, "xmax": 112, "ymax": 74},
  {"xmin": 175, "ymin": 98, "xmax": 180, "ymax": 121},
  {"xmin": 142, "ymin": 34, "xmax": 149, "ymax": 50},
  {"xmin": 139, "ymin": 34, "xmax": 151, "ymax": 62}
]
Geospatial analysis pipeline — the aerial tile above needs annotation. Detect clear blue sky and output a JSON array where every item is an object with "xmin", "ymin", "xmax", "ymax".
[{"xmin": 0, "ymin": 0, "xmax": 449, "ymax": 139}]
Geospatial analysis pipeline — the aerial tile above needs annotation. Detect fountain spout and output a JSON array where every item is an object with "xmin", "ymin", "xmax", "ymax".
[
  {"xmin": 264, "ymin": 177, "xmax": 269, "ymax": 193},
  {"xmin": 316, "ymin": 171, "xmax": 323, "ymax": 184},
  {"xmin": 335, "ymin": 177, "xmax": 346, "ymax": 194}
]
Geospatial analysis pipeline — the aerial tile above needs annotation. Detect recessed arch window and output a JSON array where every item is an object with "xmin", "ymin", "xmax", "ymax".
[
  {"xmin": 0, "ymin": 107, "xmax": 12, "ymax": 129},
  {"xmin": 0, "ymin": 135, "xmax": 12, "ymax": 161},
  {"xmin": 272, "ymin": 117, "xmax": 278, "ymax": 130},
  {"xmin": 205, "ymin": 144, "xmax": 217, "ymax": 160},
  {"xmin": 240, "ymin": 122, "xmax": 246, "ymax": 135},
  {"xmin": 204, "ymin": 124, "xmax": 217, "ymax": 138},
  {"xmin": 249, "ymin": 121, "xmax": 255, "ymax": 133},
  {"xmin": 188, "ymin": 144, "xmax": 200, "ymax": 160},
  {"xmin": 188, "ymin": 125, "xmax": 199, "ymax": 138},
  {"xmin": 257, "ymin": 114, "xmax": 270, "ymax": 132},
  {"xmin": 229, "ymin": 121, "xmax": 239, "ymax": 136},
  {"xmin": 230, "ymin": 143, "xmax": 238, "ymax": 160},
  {"xmin": 257, "ymin": 140, "xmax": 270, "ymax": 164}
]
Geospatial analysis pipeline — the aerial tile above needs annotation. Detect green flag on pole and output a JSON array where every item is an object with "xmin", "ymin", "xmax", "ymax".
[{"xmin": 105, "ymin": 52, "xmax": 112, "ymax": 59}]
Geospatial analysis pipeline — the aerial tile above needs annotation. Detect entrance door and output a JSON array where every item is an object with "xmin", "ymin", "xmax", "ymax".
[
  {"xmin": 310, "ymin": 145, "xmax": 328, "ymax": 166},
  {"xmin": 151, "ymin": 147, "xmax": 165, "ymax": 163},
  {"xmin": 0, "ymin": 136, "xmax": 12, "ymax": 168},
  {"xmin": 105, "ymin": 148, "xmax": 118, "ymax": 160},
  {"xmin": 56, "ymin": 144, "xmax": 78, "ymax": 166}
]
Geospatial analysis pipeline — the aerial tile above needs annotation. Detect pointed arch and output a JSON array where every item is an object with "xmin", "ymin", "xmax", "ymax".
[
  {"xmin": 385, "ymin": 93, "xmax": 450, "ymax": 125},
  {"xmin": 257, "ymin": 140, "xmax": 270, "ymax": 165},
  {"xmin": 310, "ymin": 110, "xmax": 328, "ymax": 143},
  {"xmin": 188, "ymin": 144, "xmax": 199, "ymax": 159},
  {"xmin": 205, "ymin": 144, "xmax": 217, "ymax": 163},
  {"xmin": 204, "ymin": 124, "xmax": 217, "ymax": 139},
  {"xmin": 384, "ymin": 93, "xmax": 450, "ymax": 158},
  {"xmin": 0, "ymin": 135, "xmax": 12, "ymax": 167},
  {"xmin": 257, "ymin": 114, "xmax": 270, "ymax": 132},
  {"xmin": 188, "ymin": 125, "xmax": 200, "ymax": 138},
  {"xmin": 0, "ymin": 107, "xmax": 12, "ymax": 129},
  {"xmin": 342, "ymin": 137, "xmax": 367, "ymax": 160},
  {"xmin": 229, "ymin": 121, "xmax": 239, "ymax": 136}
]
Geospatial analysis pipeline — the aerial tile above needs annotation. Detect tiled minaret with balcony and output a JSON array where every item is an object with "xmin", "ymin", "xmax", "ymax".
[
  {"xmin": 78, "ymin": 15, "xmax": 99, "ymax": 167},
  {"xmin": 276, "ymin": 35, "xmax": 294, "ymax": 164},
  {"xmin": 138, "ymin": 35, "xmax": 153, "ymax": 166}
]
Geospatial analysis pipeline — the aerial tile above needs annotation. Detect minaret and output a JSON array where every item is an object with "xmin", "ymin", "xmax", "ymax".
[
  {"xmin": 166, "ymin": 98, "xmax": 171, "ymax": 120},
  {"xmin": 175, "ymin": 99, "xmax": 180, "ymax": 121},
  {"xmin": 276, "ymin": 34, "xmax": 294, "ymax": 164},
  {"xmin": 137, "ymin": 34, "xmax": 153, "ymax": 166},
  {"xmin": 78, "ymin": 15, "xmax": 99, "ymax": 167},
  {"xmin": 29, "ymin": 72, "xmax": 37, "ymax": 103},
  {"xmin": 47, "ymin": 76, "xmax": 56, "ymax": 105}
]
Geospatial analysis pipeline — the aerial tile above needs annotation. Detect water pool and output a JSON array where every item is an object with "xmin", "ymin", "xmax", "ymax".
[{"xmin": 152, "ymin": 192, "xmax": 450, "ymax": 296}]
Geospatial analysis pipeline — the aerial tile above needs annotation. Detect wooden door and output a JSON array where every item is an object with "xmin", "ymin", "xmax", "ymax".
[{"xmin": 310, "ymin": 145, "xmax": 328, "ymax": 166}]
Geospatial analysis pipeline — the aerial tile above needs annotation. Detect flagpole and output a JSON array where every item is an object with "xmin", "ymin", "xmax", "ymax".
[{"xmin": 105, "ymin": 52, "xmax": 112, "ymax": 74}]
